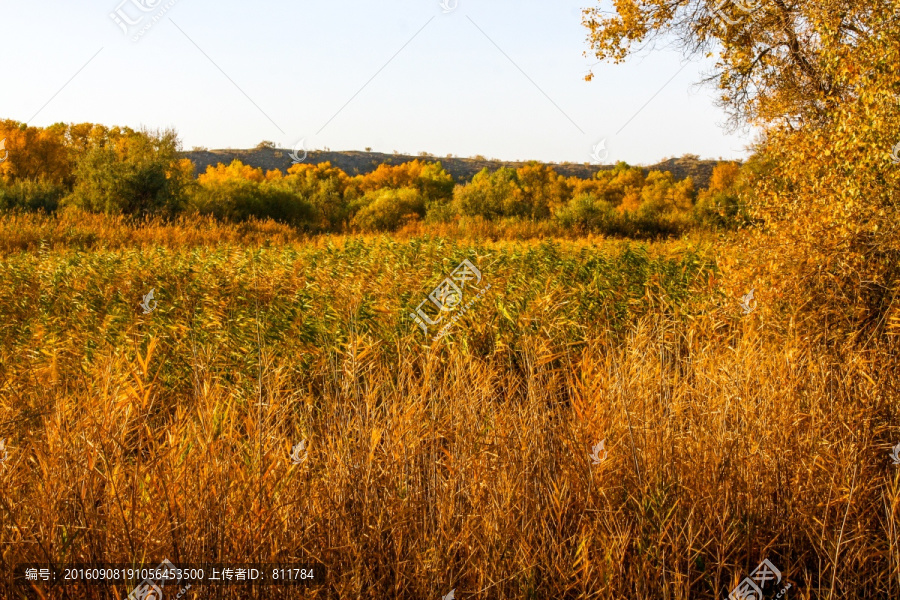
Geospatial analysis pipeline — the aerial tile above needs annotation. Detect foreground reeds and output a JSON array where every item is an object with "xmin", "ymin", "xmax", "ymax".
[{"xmin": 0, "ymin": 213, "xmax": 898, "ymax": 599}]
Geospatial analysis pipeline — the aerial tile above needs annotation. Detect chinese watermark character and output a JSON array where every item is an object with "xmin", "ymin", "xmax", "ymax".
[
  {"xmin": 740, "ymin": 288, "xmax": 756, "ymax": 315},
  {"xmin": 411, "ymin": 258, "xmax": 488, "ymax": 341},
  {"xmin": 140, "ymin": 289, "xmax": 158, "ymax": 315},
  {"xmin": 589, "ymin": 439, "xmax": 607, "ymax": 464},
  {"xmin": 125, "ymin": 559, "xmax": 190, "ymax": 600},
  {"xmin": 290, "ymin": 440, "xmax": 307, "ymax": 465},
  {"xmin": 289, "ymin": 139, "xmax": 307, "ymax": 164},
  {"xmin": 590, "ymin": 139, "xmax": 608, "ymax": 163},
  {"xmin": 728, "ymin": 559, "xmax": 786, "ymax": 600},
  {"xmin": 110, "ymin": 0, "xmax": 181, "ymax": 42}
]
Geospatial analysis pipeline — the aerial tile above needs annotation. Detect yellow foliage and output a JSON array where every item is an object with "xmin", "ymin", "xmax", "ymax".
[
  {"xmin": 198, "ymin": 160, "xmax": 266, "ymax": 185},
  {"xmin": 0, "ymin": 120, "xmax": 70, "ymax": 184}
]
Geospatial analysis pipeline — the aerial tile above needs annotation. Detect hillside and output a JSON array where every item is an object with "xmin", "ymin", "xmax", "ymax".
[{"xmin": 182, "ymin": 148, "xmax": 723, "ymax": 188}]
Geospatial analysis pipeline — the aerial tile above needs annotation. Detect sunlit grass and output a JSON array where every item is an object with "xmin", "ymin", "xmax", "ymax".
[{"xmin": 0, "ymin": 212, "xmax": 898, "ymax": 599}]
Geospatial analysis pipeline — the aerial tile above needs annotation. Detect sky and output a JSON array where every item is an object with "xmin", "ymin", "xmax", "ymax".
[{"xmin": 1, "ymin": 0, "xmax": 757, "ymax": 166}]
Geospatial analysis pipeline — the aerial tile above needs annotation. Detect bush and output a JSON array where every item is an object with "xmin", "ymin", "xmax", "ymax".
[
  {"xmin": 279, "ymin": 162, "xmax": 350, "ymax": 230},
  {"xmin": 635, "ymin": 171, "xmax": 694, "ymax": 220},
  {"xmin": 453, "ymin": 167, "xmax": 527, "ymax": 219},
  {"xmin": 189, "ymin": 161, "xmax": 314, "ymax": 227},
  {"xmin": 347, "ymin": 160, "xmax": 455, "ymax": 210},
  {"xmin": 752, "ymin": 94, "xmax": 900, "ymax": 342},
  {"xmin": 694, "ymin": 162, "xmax": 749, "ymax": 229},
  {"xmin": 424, "ymin": 199, "xmax": 457, "ymax": 223},
  {"xmin": 554, "ymin": 193, "xmax": 614, "ymax": 230},
  {"xmin": 350, "ymin": 188, "xmax": 424, "ymax": 232},
  {"xmin": 0, "ymin": 179, "xmax": 66, "ymax": 212}
]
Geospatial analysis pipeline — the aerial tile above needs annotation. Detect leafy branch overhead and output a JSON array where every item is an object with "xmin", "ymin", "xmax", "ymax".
[{"xmin": 583, "ymin": 0, "xmax": 900, "ymax": 128}]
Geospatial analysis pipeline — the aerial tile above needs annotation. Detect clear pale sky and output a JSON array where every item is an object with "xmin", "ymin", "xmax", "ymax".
[{"xmin": 2, "ymin": 0, "xmax": 756, "ymax": 165}]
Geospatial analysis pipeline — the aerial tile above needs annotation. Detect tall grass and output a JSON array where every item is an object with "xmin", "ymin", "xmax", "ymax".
[{"xmin": 0, "ymin": 213, "xmax": 898, "ymax": 599}]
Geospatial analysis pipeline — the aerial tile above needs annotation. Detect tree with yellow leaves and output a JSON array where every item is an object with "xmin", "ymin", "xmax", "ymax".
[
  {"xmin": 280, "ymin": 162, "xmax": 350, "ymax": 229},
  {"xmin": 516, "ymin": 162, "xmax": 572, "ymax": 219},
  {"xmin": 347, "ymin": 159, "xmax": 455, "ymax": 207},
  {"xmin": 189, "ymin": 159, "xmax": 314, "ymax": 226},
  {"xmin": 584, "ymin": 0, "xmax": 900, "ymax": 335},
  {"xmin": 0, "ymin": 120, "xmax": 70, "ymax": 184}
]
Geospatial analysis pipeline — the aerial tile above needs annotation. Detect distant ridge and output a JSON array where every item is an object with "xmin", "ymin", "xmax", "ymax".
[{"xmin": 181, "ymin": 149, "xmax": 724, "ymax": 189}]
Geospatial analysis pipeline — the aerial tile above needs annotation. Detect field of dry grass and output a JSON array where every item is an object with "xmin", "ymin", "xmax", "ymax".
[{"xmin": 1, "ymin": 212, "xmax": 898, "ymax": 599}]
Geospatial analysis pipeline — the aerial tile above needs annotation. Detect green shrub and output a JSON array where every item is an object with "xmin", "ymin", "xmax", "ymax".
[
  {"xmin": 188, "ymin": 179, "xmax": 314, "ymax": 227},
  {"xmin": 453, "ymin": 167, "xmax": 528, "ymax": 219},
  {"xmin": 0, "ymin": 179, "xmax": 66, "ymax": 212},
  {"xmin": 279, "ymin": 163, "xmax": 349, "ymax": 229},
  {"xmin": 694, "ymin": 162, "xmax": 750, "ymax": 229},
  {"xmin": 65, "ymin": 129, "xmax": 189, "ymax": 217},
  {"xmin": 350, "ymin": 187, "xmax": 424, "ymax": 232},
  {"xmin": 554, "ymin": 193, "xmax": 614, "ymax": 230}
]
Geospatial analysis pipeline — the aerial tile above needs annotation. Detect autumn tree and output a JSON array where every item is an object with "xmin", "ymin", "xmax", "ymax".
[
  {"xmin": 584, "ymin": 0, "xmax": 900, "ymax": 336},
  {"xmin": 567, "ymin": 162, "xmax": 647, "ymax": 212},
  {"xmin": 554, "ymin": 193, "xmax": 615, "ymax": 231},
  {"xmin": 66, "ymin": 122, "xmax": 115, "ymax": 155},
  {"xmin": 190, "ymin": 159, "xmax": 313, "ymax": 226},
  {"xmin": 347, "ymin": 160, "xmax": 454, "ymax": 207},
  {"xmin": 278, "ymin": 161, "xmax": 350, "ymax": 229},
  {"xmin": 637, "ymin": 171, "xmax": 694, "ymax": 218},
  {"xmin": 67, "ymin": 128, "xmax": 191, "ymax": 216},
  {"xmin": 516, "ymin": 162, "xmax": 572, "ymax": 219},
  {"xmin": 567, "ymin": 162, "xmax": 644, "ymax": 210},
  {"xmin": 453, "ymin": 167, "xmax": 527, "ymax": 219},
  {"xmin": 350, "ymin": 187, "xmax": 425, "ymax": 232},
  {"xmin": 0, "ymin": 120, "xmax": 71, "ymax": 184},
  {"xmin": 584, "ymin": 1, "xmax": 897, "ymax": 128},
  {"xmin": 694, "ymin": 161, "xmax": 747, "ymax": 227}
]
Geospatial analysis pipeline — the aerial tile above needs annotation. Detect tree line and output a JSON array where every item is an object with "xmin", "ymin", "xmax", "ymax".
[{"xmin": 0, "ymin": 119, "xmax": 746, "ymax": 236}]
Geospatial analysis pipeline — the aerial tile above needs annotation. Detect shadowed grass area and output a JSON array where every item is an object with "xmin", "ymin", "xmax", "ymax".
[{"xmin": 0, "ymin": 213, "xmax": 898, "ymax": 599}]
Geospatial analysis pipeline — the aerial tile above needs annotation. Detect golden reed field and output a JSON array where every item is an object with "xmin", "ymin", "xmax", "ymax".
[{"xmin": 0, "ymin": 212, "xmax": 898, "ymax": 599}]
